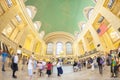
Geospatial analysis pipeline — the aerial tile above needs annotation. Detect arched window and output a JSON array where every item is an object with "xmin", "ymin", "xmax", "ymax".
[
  {"xmin": 47, "ymin": 42, "xmax": 53, "ymax": 54},
  {"xmin": 6, "ymin": 0, "xmax": 13, "ymax": 7},
  {"xmin": 66, "ymin": 42, "xmax": 72, "ymax": 54},
  {"xmin": 56, "ymin": 42, "xmax": 63, "ymax": 55},
  {"xmin": 39, "ymin": 31, "xmax": 45, "ymax": 39},
  {"xmin": 81, "ymin": 23, "xmax": 86, "ymax": 31},
  {"xmin": 108, "ymin": 0, "xmax": 115, "ymax": 8},
  {"xmin": 34, "ymin": 23, "xmax": 38, "ymax": 30},
  {"xmin": 15, "ymin": 14, "xmax": 22, "ymax": 23},
  {"xmin": 34, "ymin": 21, "xmax": 41, "ymax": 30},
  {"xmin": 26, "ymin": 8, "xmax": 32, "ymax": 18},
  {"xmin": 87, "ymin": 8, "xmax": 94, "ymax": 19}
]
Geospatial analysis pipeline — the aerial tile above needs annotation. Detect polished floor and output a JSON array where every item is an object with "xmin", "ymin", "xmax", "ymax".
[{"xmin": 1, "ymin": 62, "xmax": 120, "ymax": 80}]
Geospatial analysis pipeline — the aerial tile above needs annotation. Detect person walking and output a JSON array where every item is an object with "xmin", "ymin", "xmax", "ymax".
[
  {"xmin": 21, "ymin": 56, "xmax": 27, "ymax": 71},
  {"xmin": 28, "ymin": 57, "xmax": 33, "ymax": 80},
  {"xmin": 97, "ymin": 55, "xmax": 104, "ymax": 75},
  {"xmin": 37, "ymin": 61, "xmax": 43, "ymax": 77},
  {"xmin": 57, "ymin": 60, "xmax": 63, "ymax": 77},
  {"xmin": 12, "ymin": 53, "xmax": 19, "ymax": 78},
  {"xmin": 91, "ymin": 58, "xmax": 95, "ymax": 71},
  {"xmin": 46, "ymin": 62, "xmax": 52, "ymax": 77},
  {"xmin": 73, "ymin": 60, "xmax": 78, "ymax": 72},
  {"xmin": 78, "ymin": 60, "xmax": 81, "ymax": 71},
  {"xmin": 1, "ymin": 50, "xmax": 8, "ymax": 71},
  {"xmin": 111, "ymin": 56, "xmax": 118, "ymax": 77},
  {"xmin": 33, "ymin": 59, "xmax": 37, "ymax": 74}
]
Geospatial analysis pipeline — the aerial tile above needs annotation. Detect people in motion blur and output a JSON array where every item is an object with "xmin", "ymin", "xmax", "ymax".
[
  {"xmin": 37, "ymin": 61, "xmax": 43, "ymax": 77},
  {"xmin": 28, "ymin": 56, "xmax": 33, "ymax": 80},
  {"xmin": 0, "ymin": 49, "xmax": 120, "ymax": 79},
  {"xmin": 97, "ymin": 54, "xmax": 104, "ymax": 75},
  {"xmin": 11, "ymin": 53, "xmax": 19, "ymax": 78},
  {"xmin": 57, "ymin": 60, "xmax": 63, "ymax": 76},
  {"xmin": 1, "ymin": 50, "xmax": 8, "ymax": 71},
  {"xmin": 73, "ymin": 60, "xmax": 78, "ymax": 72},
  {"xmin": 46, "ymin": 62, "xmax": 53, "ymax": 77}
]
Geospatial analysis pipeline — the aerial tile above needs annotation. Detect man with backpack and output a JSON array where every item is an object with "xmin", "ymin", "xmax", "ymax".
[{"xmin": 97, "ymin": 55, "xmax": 104, "ymax": 75}]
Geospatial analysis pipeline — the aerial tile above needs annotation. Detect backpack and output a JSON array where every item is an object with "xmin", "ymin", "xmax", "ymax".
[
  {"xmin": 106, "ymin": 58, "xmax": 110, "ymax": 66},
  {"xmin": 100, "ymin": 58, "xmax": 104, "ymax": 64}
]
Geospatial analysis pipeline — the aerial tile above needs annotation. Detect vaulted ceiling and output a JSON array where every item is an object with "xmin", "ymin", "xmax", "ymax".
[{"xmin": 25, "ymin": 0, "xmax": 95, "ymax": 35}]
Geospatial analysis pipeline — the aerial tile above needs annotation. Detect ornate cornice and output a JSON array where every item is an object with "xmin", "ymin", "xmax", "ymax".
[{"xmin": 44, "ymin": 32, "xmax": 75, "ymax": 42}]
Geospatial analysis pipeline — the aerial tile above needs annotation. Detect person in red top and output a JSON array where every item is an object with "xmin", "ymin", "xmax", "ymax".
[{"xmin": 46, "ymin": 62, "xmax": 52, "ymax": 77}]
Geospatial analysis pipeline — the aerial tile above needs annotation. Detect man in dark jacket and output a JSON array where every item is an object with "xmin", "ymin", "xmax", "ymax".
[{"xmin": 97, "ymin": 56, "xmax": 103, "ymax": 75}]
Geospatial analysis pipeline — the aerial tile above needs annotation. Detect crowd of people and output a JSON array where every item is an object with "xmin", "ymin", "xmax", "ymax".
[
  {"xmin": 0, "ymin": 51, "xmax": 63, "ymax": 80},
  {"xmin": 0, "ymin": 46, "xmax": 120, "ymax": 79},
  {"xmin": 27, "ymin": 55, "xmax": 63, "ymax": 80},
  {"xmin": 73, "ymin": 47, "xmax": 120, "ymax": 78}
]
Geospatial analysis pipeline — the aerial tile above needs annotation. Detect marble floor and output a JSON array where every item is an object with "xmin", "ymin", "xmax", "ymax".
[{"xmin": 0, "ymin": 64, "xmax": 119, "ymax": 80}]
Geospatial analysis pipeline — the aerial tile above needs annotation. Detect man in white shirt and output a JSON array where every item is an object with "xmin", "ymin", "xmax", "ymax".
[
  {"xmin": 12, "ymin": 53, "xmax": 19, "ymax": 78},
  {"xmin": 57, "ymin": 61, "xmax": 63, "ymax": 76},
  {"xmin": 42, "ymin": 61, "xmax": 46, "ymax": 69}
]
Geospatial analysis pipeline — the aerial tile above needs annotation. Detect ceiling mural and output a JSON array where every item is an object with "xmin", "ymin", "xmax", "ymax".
[{"xmin": 25, "ymin": 0, "xmax": 95, "ymax": 35}]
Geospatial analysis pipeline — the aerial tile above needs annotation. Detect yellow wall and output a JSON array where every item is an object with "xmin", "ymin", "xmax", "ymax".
[
  {"xmin": 0, "ymin": 0, "xmax": 45, "ymax": 58},
  {"xmin": 23, "ymin": 37, "xmax": 31, "ymax": 50},
  {"xmin": 76, "ymin": 0, "xmax": 120, "ymax": 56},
  {"xmin": 34, "ymin": 42, "xmax": 41, "ymax": 53},
  {"xmin": 79, "ymin": 41, "xmax": 85, "ymax": 55}
]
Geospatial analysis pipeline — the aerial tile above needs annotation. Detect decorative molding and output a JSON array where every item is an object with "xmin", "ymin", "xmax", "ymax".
[
  {"xmin": 26, "ymin": 6, "xmax": 37, "ymax": 19},
  {"xmin": 0, "ymin": 34, "xmax": 17, "ymax": 50},
  {"xmin": 44, "ymin": 32, "xmax": 74, "ymax": 42},
  {"xmin": 22, "ymin": 48, "xmax": 32, "ymax": 55}
]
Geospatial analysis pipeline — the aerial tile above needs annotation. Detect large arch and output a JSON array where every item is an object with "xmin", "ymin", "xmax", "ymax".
[{"xmin": 44, "ymin": 32, "xmax": 75, "ymax": 58}]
